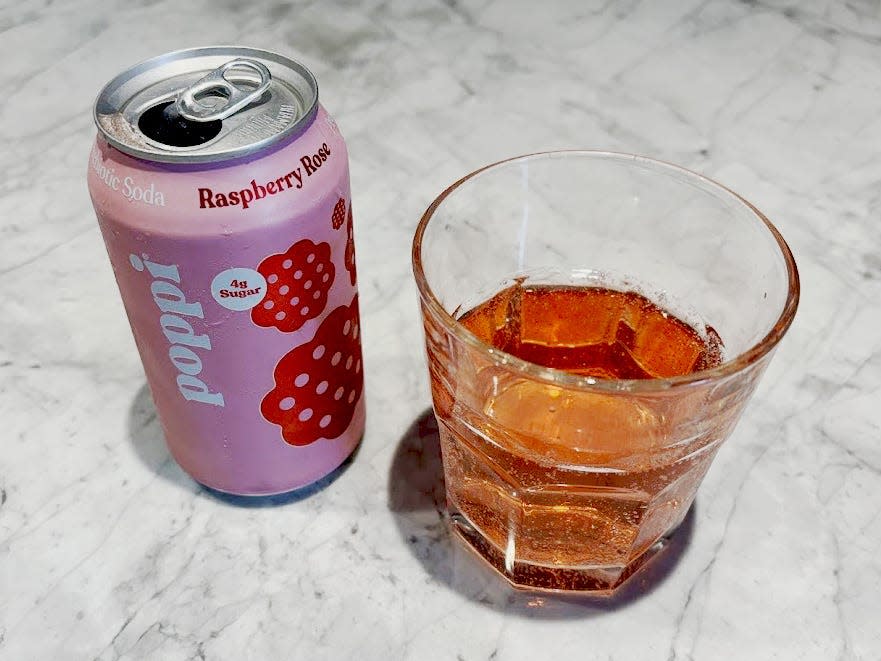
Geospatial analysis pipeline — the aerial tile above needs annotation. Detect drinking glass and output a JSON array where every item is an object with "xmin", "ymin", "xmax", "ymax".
[{"xmin": 412, "ymin": 151, "xmax": 799, "ymax": 593}]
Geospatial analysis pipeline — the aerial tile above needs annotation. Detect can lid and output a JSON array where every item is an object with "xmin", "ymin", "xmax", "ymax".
[{"xmin": 93, "ymin": 46, "xmax": 319, "ymax": 164}]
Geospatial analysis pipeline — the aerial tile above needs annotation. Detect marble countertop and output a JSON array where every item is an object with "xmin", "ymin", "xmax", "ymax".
[{"xmin": 2, "ymin": 1, "xmax": 881, "ymax": 659}]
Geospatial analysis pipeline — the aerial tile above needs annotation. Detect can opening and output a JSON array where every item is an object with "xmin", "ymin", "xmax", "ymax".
[{"xmin": 138, "ymin": 101, "xmax": 222, "ymax": 147}]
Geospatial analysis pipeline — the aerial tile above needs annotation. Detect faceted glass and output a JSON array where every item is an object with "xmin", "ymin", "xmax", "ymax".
[{"xmin": 412, "ymin": 151, "xmax": 799, "ymax": 593}]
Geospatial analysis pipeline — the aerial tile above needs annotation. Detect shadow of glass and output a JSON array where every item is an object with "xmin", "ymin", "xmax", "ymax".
[
  {"xmin": 127, "ymin": 382, "xmax": 356, "ymax": 507},
  {"xmin": 388, "ymin": 407, "xmax": 696, "ymax": 619}
]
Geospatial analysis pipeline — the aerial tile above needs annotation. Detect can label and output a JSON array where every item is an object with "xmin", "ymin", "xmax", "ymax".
[
  {"xmin": 195, "ymin": 142, "xmax": 331, "ymax": 209},
  {"xmin": 129, "ymin": 253, "xmax": 226, "ymax": 407},
  {"xmin": 88, "ymin": 107, "xmax": 364, "ymax": 495},
  {"xmin": 89, "ymin": 150, "xmax": 169, "ymax": 206}
]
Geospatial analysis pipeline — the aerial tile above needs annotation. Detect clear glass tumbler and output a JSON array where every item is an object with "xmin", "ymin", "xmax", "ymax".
[{"xmin": 412, "ymin": 151, "xmax": 799, "ymax": 593}]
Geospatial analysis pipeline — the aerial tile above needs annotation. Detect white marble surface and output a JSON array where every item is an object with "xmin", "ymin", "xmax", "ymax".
[{"xmin": 2, "ymin": 0, "xmax": 881, "ymax": 659}]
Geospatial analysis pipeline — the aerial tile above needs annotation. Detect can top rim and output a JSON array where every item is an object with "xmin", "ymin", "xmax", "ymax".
[{"xmin": 93, "ymin": 46, "xmax": 319, "ymax": 164}]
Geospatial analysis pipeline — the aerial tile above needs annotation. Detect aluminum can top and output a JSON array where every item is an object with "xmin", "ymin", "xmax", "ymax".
[{"xmin": 93, "ymin": 46, "xmax": 319, "ymax": 164}]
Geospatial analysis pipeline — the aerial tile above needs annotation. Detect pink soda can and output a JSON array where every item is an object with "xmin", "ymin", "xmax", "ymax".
[{"xmin": 87, "ymin": 47, "xmax": 365, "ymax": 495}]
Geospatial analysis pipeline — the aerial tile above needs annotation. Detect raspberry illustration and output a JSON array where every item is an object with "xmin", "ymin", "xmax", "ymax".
[
  {"xmin": 252, "ymin": 239, "xmax": 335, "ymax": 333},
  {"xmin": 345, "ymin": 206, "xmax": 357, "ymax": 286},
  {"xmin": 262, "ymin": 295, "xmax": 364, "ymax": 446},
  {"xmin": 331, "ymin": 197, "xmax": 346, "ymax": 230}
]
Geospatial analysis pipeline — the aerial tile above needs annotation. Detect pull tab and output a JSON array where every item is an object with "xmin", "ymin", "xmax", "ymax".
[{"xmin": 174, "ymin": 58, "xmax": 271, "ymax": 122}]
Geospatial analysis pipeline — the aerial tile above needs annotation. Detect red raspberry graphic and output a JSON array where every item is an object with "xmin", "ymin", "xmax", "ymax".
[
  {"xmin": 331, "ymin": 197, "xmax": 346, "ymax": 230},
  {"xmin": 252, "ymin": 239, "xmax": 335, "ymax": 333},
  {"xmin": 262, "ymin": 295, "xmax": 364, "ymax": 446},
  {"xmin": 345, "ymin": 206, "xmax": 357, "ymax": 286}
]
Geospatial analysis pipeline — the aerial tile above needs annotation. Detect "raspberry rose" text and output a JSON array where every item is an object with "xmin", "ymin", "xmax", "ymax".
[{"xmin": 197, "ymin": 143, "xmax": 331, "ymax": 210}]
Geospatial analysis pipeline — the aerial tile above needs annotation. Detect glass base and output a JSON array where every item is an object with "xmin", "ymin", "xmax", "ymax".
[{"xmin": 449, "ymin": 512, "xmax": 676, "ymax": 595}]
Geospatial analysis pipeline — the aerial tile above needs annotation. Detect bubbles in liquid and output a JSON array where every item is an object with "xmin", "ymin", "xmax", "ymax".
[{"xmin": 460, "ymin": 283, "xmax": 723, "ymax": 379}]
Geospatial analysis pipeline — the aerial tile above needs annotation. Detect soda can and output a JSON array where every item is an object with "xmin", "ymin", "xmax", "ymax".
[{"xmin": 87, "ymin": 47, "xmax": 365, "ymax": 495}]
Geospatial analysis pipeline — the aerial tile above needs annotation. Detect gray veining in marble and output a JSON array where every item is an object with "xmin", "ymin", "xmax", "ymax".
[{"xmin": 2, "ymin": 0, "xmax": 881, "ymax": 659}]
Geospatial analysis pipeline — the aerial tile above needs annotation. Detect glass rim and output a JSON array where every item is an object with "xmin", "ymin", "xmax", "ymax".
[{"xmin": 412, "ymin": 150, "xmax": 800, "ymax": 392}]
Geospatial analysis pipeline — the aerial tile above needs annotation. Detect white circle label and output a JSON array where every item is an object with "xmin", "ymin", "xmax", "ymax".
[{"xmin": 211, "ymin": 268, "xmax": 267, "ymax": 311}]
